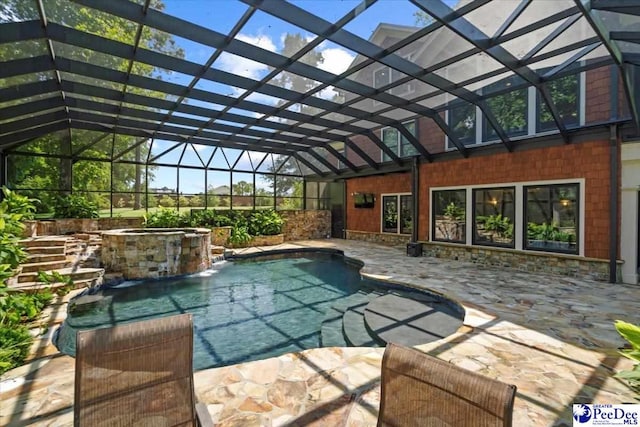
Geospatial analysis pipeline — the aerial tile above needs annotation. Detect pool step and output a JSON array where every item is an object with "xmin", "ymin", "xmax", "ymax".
[
  {"xmin": 320, "ymin": 289, "xmax": 383, "ymax": 348},
  {"xmin": 363, "ymin": 291, "xmax": 464, "ymax": 347},
  {"xmin": 342, "ymin": 301, "xmax": 383, "ymax": 347}
]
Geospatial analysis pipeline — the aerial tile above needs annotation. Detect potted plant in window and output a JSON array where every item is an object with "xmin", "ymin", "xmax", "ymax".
[
  {"xmin": 436, "ymin": 202, "xmax": 465, "ymax": 241},
  {"xmin": 527, "ymin": 222, "xmax": 576, "ymax": 251}
]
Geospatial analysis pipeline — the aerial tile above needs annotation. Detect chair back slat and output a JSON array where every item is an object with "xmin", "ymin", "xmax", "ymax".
[
  {"xmin": 74, "ymin": 314, "xmax": 197, "ymax": 427},
  {"xmin": 378, "ymin": 343, "xmax": 517, "ymax": 427}
]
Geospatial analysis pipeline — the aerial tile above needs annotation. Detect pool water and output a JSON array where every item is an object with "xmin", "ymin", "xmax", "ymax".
[{"xmin": 56, "ymin": 252, "xmax": 379, "ymax": 370}]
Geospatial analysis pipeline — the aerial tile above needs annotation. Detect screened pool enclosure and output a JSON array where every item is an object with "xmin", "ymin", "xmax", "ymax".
[{"xmin": 1, "ymin": 0, "xmax": 639, "ymax": 215}]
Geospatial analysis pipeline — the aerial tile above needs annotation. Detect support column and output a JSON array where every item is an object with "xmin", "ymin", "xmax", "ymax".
[
  {"xmin": 411, "ymin": 156, "xmax": 419, "ymax": 243},
  {"xmin": 134, "ymin": 145, "xmax": 142, "ymax": 209}
]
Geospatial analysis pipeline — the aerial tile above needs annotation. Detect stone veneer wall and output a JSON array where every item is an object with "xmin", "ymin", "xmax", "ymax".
[
  {"xmin": 346, "ymin": 231, "xmax": 620, "ymax": 282},
  {"xmin": 346, "ymin": 230, "xmax": 411, "ymax": 246},
  {"xmin": 101, "ymin": 228, "xmax": 211, "ymax": 279},
  {"xmin": 281, "ymin": 210, "xmax": 331, "ymax": 241}
]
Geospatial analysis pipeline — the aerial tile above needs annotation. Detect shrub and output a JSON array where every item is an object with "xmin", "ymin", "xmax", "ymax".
[
  {"xmin": 190, "ymin": 195, "xmax": 204, "ymax": 207},
  {"xmin": 0, "ymin": 325, "xmax": 32, "ymax": 375},
  {"xmin": 157, "ymin": 195, "xmax": 176, "ymax": 208},
  {"xmin": 213, "ymin": 213, "xmax": 233, "ymax": 227},
  {"xmin": 53, "ymin": 194, "xmax": 99, "ymax": 218},
  {"xmin": 248, "ymin": 210, "xmax": 284, "ymax": 236},
  {"xmin": 228, "ymin": 225, "xmax": 252, "ymax": 246},
  {"xmin": 143, "ymin": 208, "xmax": 189, "ymax": 228},
  {"xmin": 614, "ymin": 320, "xmax": 640, "ymax": 395},
  {"xmin": 0, "ymin": 188, "xmax": 51, "ymax": 374},
  {"xmin": 3, "ymin": 187, "xmax": 36, "ymax": 220}
]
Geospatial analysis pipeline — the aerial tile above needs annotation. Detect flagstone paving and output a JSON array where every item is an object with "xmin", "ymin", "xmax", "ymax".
[{"xmin": 1, "ymin": 239, "xmax": 638, "ymax": 426}]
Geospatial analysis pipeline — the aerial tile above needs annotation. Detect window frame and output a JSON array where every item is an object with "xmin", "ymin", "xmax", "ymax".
[
  {"xmin": 380, "ymin": 120, "xmax": 418, "ymax": 162},
  {"xmin": 523, "ymin": 183, "xmax": 580, "ymax": 255},
  {"xmin": 372, "ymin": 52, "xmax": 416, "ymax": 101},
  {"xmin": 535, "ymin": 73, "xmax": 581, "ymax": 133},
  {"xmin": 381, "ymin": 192, "xmax": 412, "ymax": 235},
  {"xmin": 445, "ymin": 73, "xmax": 584, "ymax": 149},
  {"xmin": 472, "ymin": 186, "xmax": 516, "ymax": 249},
  {"xmin": 431, "ymin": 189, "xmax": 467, "ymax": 244}
]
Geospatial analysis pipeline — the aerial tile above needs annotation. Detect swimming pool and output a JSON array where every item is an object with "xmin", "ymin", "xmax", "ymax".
[{"xmin": 55, "ymin": 250, "xmax": 463, "ymax": 370}]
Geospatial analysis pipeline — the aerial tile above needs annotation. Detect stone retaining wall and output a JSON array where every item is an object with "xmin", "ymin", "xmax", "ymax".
[
  {"xmin": 346, "ymin": 231, "xmax": 620, "ymax": 282},
  {"xmin": 29, "ymin": 218, "xmax": 144, "ymax": 237},
  {"xmin": 101, "ymin": 228, "xmax": 211, "ymax": 279},
  {"xmin": 25, "ymin": 211, "xmax": 329, "ymax": 242},
  {"xmin": 281, "ymin": 210, "xmax": 331, "ymax": 241}
]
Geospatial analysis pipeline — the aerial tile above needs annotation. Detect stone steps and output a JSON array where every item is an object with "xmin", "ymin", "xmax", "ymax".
[
  {"xmin": 16, "ymin": 267, "xmax": 104, "ymax": 284},
  {"xmin": 19, "ymin": 237, "xmax": 68, "ymax": 248},
  {"xmin": 19, "ymin": 259, "xmax": 71, "ymax": 273},
  {"xmin": 10, "ymin": 277, "xmax": 102, "ymax": 294},
  {"xmin": 26, "ymin": 253, "xmax": 68, "ymax": 263},
  {"xmin": 24, "ymin": 246, "xmax": 67, "ymax": 255}
]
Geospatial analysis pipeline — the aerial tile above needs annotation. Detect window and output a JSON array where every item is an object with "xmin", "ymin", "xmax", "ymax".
[
  {"xmin": 537, "ymin": 74, "xmax": 580, "ymax": 132},
  {"xmin": 372, "ymin": 53, "xmax": 415, "ymax": 97},
  {"xmin": 524, "ymin": 184, "xmax": 578, "ymax": 254},
  {"xmin": 432, "ymin": 190, "xmax": 466, "ymax": 243},
  {"xmin": 482, "ymin": 76, "xmax": 528, "ymax": 141},
  {"xmin": 448, "ymin": 102, "xmax": 476, "ymax": 146},
  {"xmin": 382, "ymin": 194, "xmax": 412, "ymax": 235},
  {"xmin": 381, "ymin": 121, "xmax": 417, "ymax": 162},
  {"xmin": 329, "ymin": 141, "xmax": 346, "ymax": 169},
  {"xmin": 446, "ymin": 73, "xmax": 581, "ymax": 147},
  {"xmin": 473, "ymin": 187, "xmax": 515, "ymax": 248}
]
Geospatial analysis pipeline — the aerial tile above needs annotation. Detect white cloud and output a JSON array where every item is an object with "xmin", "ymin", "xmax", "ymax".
[
  {"xmin": 312, "ymin": 47, "xmax": 355, "ymax": 100},
  {"xmin": 217, "ymin": 33, "xmax": 276, "ymax": 81},
  {"xmin": 317, "ymin": 47, "xmax": 354, "ymax": 75}
]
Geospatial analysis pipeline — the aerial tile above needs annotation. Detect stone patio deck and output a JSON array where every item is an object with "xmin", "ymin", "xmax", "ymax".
[{"xmin": 1, "ymin": 239, "xmax": 638, "ymax": 426}]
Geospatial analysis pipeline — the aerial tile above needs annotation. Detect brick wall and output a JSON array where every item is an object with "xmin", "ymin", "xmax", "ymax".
[
  {"xmin": 346, "ymin": 140, "xmax": 614, "ymax": 259},
  {"xmin": 585, "ymin": 67, "xmax": 611, "ymax": 124}
]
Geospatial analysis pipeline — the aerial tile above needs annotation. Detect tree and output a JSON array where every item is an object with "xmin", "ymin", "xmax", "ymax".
[
  {"xmin": 260, "ymin": 155, "xmax": 305, "ymax": 197},
  {"xmin": 271, "ymin": 33, "xmax": 324, "ymax": 116},
  {"xmin": 232, "ymin": 181, "xmax": 253, "ymax": 196}
]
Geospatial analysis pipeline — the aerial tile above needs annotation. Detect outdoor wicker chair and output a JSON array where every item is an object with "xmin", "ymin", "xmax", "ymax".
[
  {"xmin": 74, "ymin": 313, "xmax": 213, "ymax": 427},
  {"xmin": 378, "ymin": 343, "xmax": 517, "ymax": 427}
]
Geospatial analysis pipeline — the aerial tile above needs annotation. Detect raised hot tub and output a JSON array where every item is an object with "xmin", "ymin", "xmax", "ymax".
[{"xmin": 100, "ymin": 228, "xmax": 212, "ymax": 279}]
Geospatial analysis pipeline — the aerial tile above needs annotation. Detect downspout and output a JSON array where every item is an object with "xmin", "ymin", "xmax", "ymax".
[{"xmin": 609, "ymin": 123, "xmax": 619, "ymax": 283}]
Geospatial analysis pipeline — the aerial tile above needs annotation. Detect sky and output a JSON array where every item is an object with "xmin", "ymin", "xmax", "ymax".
[{"xmin": 143, "ymin": 0, "xmax": 442, "ymax": 193}]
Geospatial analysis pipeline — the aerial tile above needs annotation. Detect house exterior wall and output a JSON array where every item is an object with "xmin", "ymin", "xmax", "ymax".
[
  {"xmin": 345, "ymin": 141, "xmax": 613, "ymax": 259},
  {"xmin": 346, "ymin": 172, "xmax": 411, "ymax": 234}
]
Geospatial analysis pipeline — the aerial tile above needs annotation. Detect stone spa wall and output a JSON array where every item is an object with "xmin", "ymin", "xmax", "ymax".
[{"xmin": 101, "ymin": 228, "xmax": 211, "ymax": 280}]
